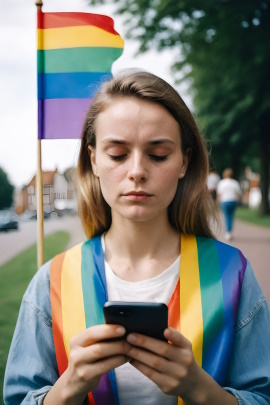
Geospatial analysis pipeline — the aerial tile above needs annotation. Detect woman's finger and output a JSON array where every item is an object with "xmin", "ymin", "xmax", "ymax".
[
  {"xmin": 127, "ymin": 344, "xmax": 191, "ymax": 378},
  {"xmin": 70, "ymin": 324, "xmax": 126, "ymax": 348},
  {"xmin": 83, "ymin": 354, "xmax": 132, "ymax": 381},
  {"xmin": 164, "ymin": 327, "xmax": 192, "ymax": 349},
  {"xmin": 129, "ymin": 360, "xmax": 181, "ymax": 396},
  {"xmin": 126, "ymin": 327, "xmax": 192, "ymax": 361},
  {"xmin": 65, "ymin": 353, "xmax": 131, "ymax": 395},
  {"xmin": 70, "ymin": 339, "xmax": 132, "ymax": 365}
]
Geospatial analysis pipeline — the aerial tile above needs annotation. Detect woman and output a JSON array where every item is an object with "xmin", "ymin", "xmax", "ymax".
[
  {"xmin": 207, "ymin": 167, "xmax": 220, "ymax": 202},
  {"xmin": 4, "ymin": 70, "xmax": 270, "ymax": 404},
  {"xmin": 217, "ymin": 168, "xmax": 242, "ymax": 241}
]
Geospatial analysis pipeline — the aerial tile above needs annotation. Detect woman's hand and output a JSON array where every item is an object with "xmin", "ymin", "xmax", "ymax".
[
  {"xmin": 44, "ymin": 324, "xmax": 131, "ymax": 405},
  {"xmin": 126, "ymin": 327, "xmax": 238, "ymax": 405},
  {"xmin": 126, "ymin": 327, "xmax": 199, "ymax": 399}
]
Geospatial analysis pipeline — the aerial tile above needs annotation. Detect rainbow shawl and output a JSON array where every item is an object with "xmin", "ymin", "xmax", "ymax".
[{"xmin": 50, "ymin": 234, "xmax": 246, "ymax": 404}]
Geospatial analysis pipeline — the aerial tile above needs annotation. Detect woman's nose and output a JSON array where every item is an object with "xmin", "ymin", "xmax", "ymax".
[{"xmin": 128, "ymin": 153, "xmax": 147, "ymax": 182}]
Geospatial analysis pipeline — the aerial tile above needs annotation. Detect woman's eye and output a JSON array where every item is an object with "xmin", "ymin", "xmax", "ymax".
[
  {"xmin": 149, "ymin": 155, "xmax": 168, "ymax": 162},
  {"xmin": 108, "ymin": 154, "xmax": 168, "ymax": 162},
  {"xmin": 108, "ymin": 154, "xmax": 127, "ymax": 161}
]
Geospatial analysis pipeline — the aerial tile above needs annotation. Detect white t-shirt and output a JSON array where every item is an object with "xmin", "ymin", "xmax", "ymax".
[
  {"xmin": 217, "ymin": 178, "xmax": 241, "ymax": 202},
  {"xmin": 101, "ymin": 235, "xmax": 179, "ymax": 405}
]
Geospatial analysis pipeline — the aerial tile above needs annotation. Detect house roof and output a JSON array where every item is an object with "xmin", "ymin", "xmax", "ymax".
[{"xmin": 25, "ymin": 169, "xmax": 58, "ymax": 188}]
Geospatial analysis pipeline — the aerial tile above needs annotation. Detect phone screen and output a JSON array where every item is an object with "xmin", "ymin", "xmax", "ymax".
[{"xmin": 103, "ymin": 301, "xmax": 168, "ymax": 341}]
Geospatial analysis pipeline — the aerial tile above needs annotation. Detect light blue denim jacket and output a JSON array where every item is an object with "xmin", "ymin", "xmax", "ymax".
[{"xmin": 3, "ymin": 258, "xmax": 270, "ymax": 404}]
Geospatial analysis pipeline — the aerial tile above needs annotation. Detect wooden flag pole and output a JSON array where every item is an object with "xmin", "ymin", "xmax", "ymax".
[
  {"xmin": 36, "ymin": 0, "xmax": 44, "ymax": 269},
  {"xmin": 37, "ymin": 140, "xmax": 44, "ymax": 268}
]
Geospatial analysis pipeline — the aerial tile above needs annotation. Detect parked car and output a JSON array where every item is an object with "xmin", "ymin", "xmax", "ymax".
[
  {"xmin": 20, "ymin": 210, "xmax": 50, "ymax": 221},
  {"xmin": 49, "ymin": 211, "xmax": 59, "ymax": 219},
  {"xmin": 19, "ymin": 210, "xmax": 36, "ymax": 222},
  {"xmin": 0, "ymin": 210, "xmax": 19, "ymax": 231}
]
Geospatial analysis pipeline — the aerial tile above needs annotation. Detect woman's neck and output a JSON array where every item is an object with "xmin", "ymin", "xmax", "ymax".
[{"xmin": 104, "ymin": 215, "xmax": 180, "ymax": 281}]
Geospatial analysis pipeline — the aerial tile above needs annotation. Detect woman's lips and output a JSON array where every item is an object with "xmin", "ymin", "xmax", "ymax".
[{"xmin": 124, "ymin": 192, "xmax": 153, "ymax": 201}]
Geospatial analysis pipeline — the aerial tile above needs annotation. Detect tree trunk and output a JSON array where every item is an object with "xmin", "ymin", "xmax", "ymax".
[{"xmin": 259, "ymin": 110, "xmax": 270, "ymax": 215}]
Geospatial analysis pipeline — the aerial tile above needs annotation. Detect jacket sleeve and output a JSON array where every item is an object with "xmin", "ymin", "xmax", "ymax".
[
  {"xmin": 3, "ymin": 261, "xmax": 59, "ymax": 404},
  {"xmin": 224, "ymin": 259, "xmax": 270, "ymax": 404}
]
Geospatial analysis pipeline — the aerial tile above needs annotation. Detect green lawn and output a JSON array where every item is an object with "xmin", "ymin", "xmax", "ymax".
[
  {"xmin": 0, "ymin": 231, "xmax": 69, "ymax": 403},
  {"xmin": 235, "ymin": 206, "xmax": 270, "ymax": 228}
]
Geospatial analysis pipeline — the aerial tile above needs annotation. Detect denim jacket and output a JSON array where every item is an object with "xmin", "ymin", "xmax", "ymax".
[{"xmin": 3, "ymin": 258, "xmax": 270, "ymax": 405}]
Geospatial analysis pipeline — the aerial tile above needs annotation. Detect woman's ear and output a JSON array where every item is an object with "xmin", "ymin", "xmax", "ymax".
[
  {"xmin": 179, "ymin": 147, "xmax": 192, "ymax": 179},
  {"xmin": 88, "ymin": 146, "xmax": 99, "ymax": 177}
]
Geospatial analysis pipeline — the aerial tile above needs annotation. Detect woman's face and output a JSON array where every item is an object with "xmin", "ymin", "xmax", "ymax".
[{"xmin": 89, "ymin": 97, "xmax": 189, "ymax": 225}]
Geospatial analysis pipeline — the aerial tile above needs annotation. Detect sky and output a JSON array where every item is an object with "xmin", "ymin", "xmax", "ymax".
[{"xmin": 0, "ymin": 0, "xmax": 188, "ymax": 189}]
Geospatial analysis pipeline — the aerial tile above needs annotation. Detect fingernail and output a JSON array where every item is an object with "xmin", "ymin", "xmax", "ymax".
[
  {"xmin": 127, "ymin": 334, "xmax": 137, "ymax": 343},
  {"xmin": 116, "ymin": 326, "xmax": 125, "ymax": 334}
]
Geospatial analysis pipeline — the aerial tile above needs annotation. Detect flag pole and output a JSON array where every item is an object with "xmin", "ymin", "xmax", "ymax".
[{"xmin": 36, "ymin": 0, "xmax": 44, "ymax": 269}]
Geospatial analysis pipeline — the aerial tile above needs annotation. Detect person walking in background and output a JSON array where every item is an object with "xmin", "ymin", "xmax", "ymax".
[
  {"xmin": 217, "ymin": 168, "xmax": 242, "ymax": 241},
  {"xmin": 207, "ymin": 167, "xmax": 220, "ymax": 202}
]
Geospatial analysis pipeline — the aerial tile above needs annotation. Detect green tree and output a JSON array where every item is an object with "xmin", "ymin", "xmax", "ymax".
[
  {"xmin": 90, "ymin": 0, "xmax": 270, "ymax": 213},
  {"xmin": 0, "ymin": 168, "xmax": 14, "ymax": 210}
]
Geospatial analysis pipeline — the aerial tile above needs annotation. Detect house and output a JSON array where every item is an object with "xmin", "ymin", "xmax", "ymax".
[
  {"xmin": 53, "ymin": 168, "xmax": 78, "ymax": 213},
  {"xmin": 16, "ymin": 168, "xmax": 77, "ymax": 215}
]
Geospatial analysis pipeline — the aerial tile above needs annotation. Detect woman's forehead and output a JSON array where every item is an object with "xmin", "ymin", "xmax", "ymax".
[{"xmin": 95, "ymin": 97, "xmax": 181, "ymax": 141}]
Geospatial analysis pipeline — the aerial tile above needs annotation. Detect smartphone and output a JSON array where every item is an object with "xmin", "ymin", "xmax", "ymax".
[{"xmin": 103, "ymin": 301, "xmax": 168, "ymax": 341}]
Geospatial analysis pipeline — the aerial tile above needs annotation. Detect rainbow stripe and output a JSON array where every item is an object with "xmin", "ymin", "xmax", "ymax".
[
  {"xmin": 51, "ymin": 238, "xmax": 118, "ymax": 404},
  {"xmin": 50, "ymin": 235, "xmax": 246, "ymax": 404},
  {"xmin": 178, "ymin": 235, "xmax": 245, "ymax": 404},
  {"xmin": 37, "ymin": 10, "xmax": 124, "ymax": 139}
]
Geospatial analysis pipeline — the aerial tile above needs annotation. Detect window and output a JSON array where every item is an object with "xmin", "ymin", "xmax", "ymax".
[
  {"xmin": 43, "ymin": 186, "xmax": 50, "ymax": 195},
  {"xmin": 43, "ymin": 195, "xmax": 50, "ymax": 204},
  {"xmin": 28, "ymin": 186, "xmax": 34, "ymax": 195}
]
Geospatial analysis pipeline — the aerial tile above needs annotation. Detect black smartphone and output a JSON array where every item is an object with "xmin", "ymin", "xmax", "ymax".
[{"xmin": 103, "ymin": 301, "xmax": 168, "ymax": 341}]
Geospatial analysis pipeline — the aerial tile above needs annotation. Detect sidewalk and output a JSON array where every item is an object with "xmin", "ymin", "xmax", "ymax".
[{"xmin": 217, "ymin": 219, "xmax": 270, "ymax": 307}]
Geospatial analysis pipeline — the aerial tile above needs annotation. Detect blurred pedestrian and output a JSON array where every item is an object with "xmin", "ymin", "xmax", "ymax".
[
  {"xmin": 217, "ymin": 168, "xmax": 241, "ymax": 241},
  {"xmin": 207, "ymin": 167, "xmax": 220, "ymax": 202}
]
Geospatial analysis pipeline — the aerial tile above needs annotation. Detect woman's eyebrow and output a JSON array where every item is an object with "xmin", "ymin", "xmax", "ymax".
[
  {"xmin": 148, "ymin": 139, "xmax": 175, "ymax": 145},
  {"xmin": 101, "ymin": 138, "xmax": 128, "ymax": 145},
  {"xmin": 101, "ymin": 138, "xmax": 175, "ymax": 145}
]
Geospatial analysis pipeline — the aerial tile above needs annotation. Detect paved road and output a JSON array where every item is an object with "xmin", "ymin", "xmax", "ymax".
[
  {"xmin": 1, "ymin": 215, "xmax": 269, "ymax": 306},
  {"xmin": 0, "ymin": 215, "xmax": 86, "ymax": 267}
]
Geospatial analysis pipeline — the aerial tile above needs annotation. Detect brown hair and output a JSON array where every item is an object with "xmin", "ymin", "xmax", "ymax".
[
  {"xmin": 77, "ymin": 69, "xmax": 218, "ymax": 238},
  {"xmin": 222, "ymin": 168, "xmax": 234, "ymax": 179}
]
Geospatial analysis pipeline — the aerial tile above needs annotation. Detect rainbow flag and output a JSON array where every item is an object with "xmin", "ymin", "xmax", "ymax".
[
  {"xmin": 37, "ymin": 9, "xmax": 124, "ymax": 140},
  {"xmin": 50, "ymin": 234, "xmax": 246, "ymax": 404}
]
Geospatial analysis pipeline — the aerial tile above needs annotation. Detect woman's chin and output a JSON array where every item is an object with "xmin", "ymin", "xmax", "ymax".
[{"xmin": 116, "ymin": 207, "xmax": 164, "ymax": 224}]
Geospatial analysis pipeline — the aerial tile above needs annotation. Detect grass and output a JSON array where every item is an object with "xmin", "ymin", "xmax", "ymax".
[
  {"xmin": 0, "ymin": 231, "xmax": 69, "ymax": 404},
  {"xmin": 235, "ymin": 205, "xmax": 270, "ymax": 228}
]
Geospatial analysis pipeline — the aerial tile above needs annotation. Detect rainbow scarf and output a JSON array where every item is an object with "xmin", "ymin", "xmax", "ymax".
[
  {"xmin": 37, "ymin": 9, "xmax": 124, "ymax": 140},
  {"xmin": 50, "ymin": 234, "xmax": 246, "ymax": 404}
]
